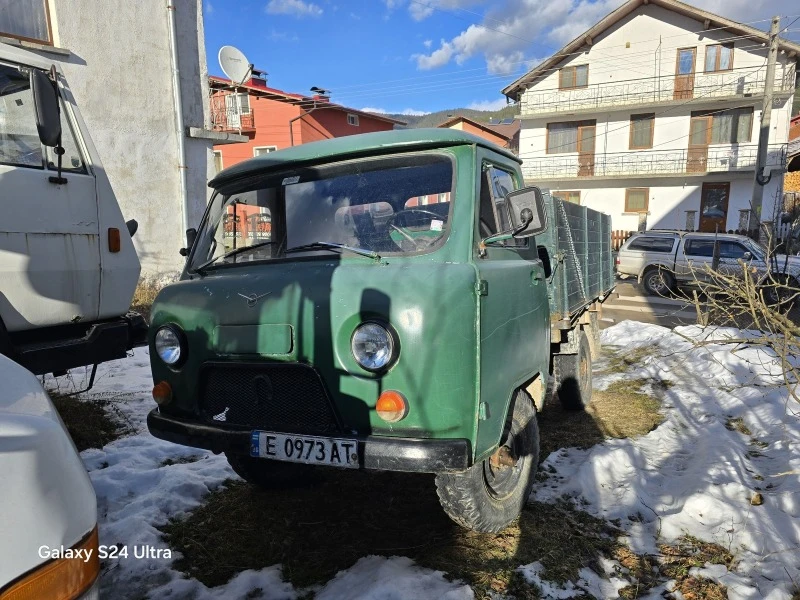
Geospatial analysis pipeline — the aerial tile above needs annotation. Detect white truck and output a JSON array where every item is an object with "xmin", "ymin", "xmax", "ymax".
[
  {"xmin": 0, "ymin": 354, "xmax": 100, "ymax": 599},
  {"xmin": 0, "ymin": 41, "xmax": 145, "ymax": 381}
]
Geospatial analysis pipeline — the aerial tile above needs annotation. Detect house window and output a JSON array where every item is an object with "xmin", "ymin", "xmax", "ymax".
[
  {"xmin": 552, "ymin": 191, "xmax": 581, "ymax": 204},
  {"xmin": 253, "ymin": 146, "xmax": 277, "ymax": 157},
  {"xmin": 691, "ymin": 108, "xmax": 753, "ymax": 145},
  {"xmin": 213, "ymin": 151, "xmax": 223, "ymax": 173},
  {"xmin": 347, "ymin": 114, "xmax": 359, "ymax": 126},
  {"xmin": 629, "ymin": 113, "xmax": 655, "ymax": 149},
  {"xmin": 625, "ymin": 188, "xmax": 649, "ymax": 213},
  {"xmin": 546, "ymin": 120, "xmax": 596, "ymax": 154},
  {"xmin": 559, "ymin": 65, "xmax": 588, "ymax": 90},
  {"xmin": 704, "ymin": 44, "xmax": 733, "ymax": 72},
  {"xmin": 0, "ymin": 0, "xmax": 51, "ymax": 44}
]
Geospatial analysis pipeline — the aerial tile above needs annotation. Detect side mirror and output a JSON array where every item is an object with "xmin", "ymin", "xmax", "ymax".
[
  {"xmin": 742, "ymin": 251, "xmax": 752, "ymax": 261},
  {"xmin": 506, "ymin": 186, "xmax": 547, "ymax": 238},
  {"xmin": 180, "ymin": 228, "xmax": 197, "ymax": 257},
  {"xmin": 30, "ymin": 68, "xmax": 61, "ymax": 147},
  {"xmin": 126, "ymin": 219, "xmax": 138, "ymax": 238}
]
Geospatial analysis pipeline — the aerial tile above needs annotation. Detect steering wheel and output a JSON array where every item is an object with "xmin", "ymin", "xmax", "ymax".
[{"xmin": 386, "ymin": 209, "xmax": 445, "ymax": 245}]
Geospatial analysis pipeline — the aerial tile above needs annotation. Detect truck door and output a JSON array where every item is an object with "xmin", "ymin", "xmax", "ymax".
[
  {"xmin": 675, "ymin": 237, "xmax": 714, "ymax": 283},
  {"xmin": 0, "ymin": 62, "xmax": 100, "ymax": 332},
  {"xmin": 473, "ymin": 156, "xmax": 550, "ymax": 459}
]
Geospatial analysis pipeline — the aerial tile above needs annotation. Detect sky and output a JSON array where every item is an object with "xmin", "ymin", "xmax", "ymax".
[{"xmin": 203, "ymin": 0, "xmax": 800, "ymax": 115}]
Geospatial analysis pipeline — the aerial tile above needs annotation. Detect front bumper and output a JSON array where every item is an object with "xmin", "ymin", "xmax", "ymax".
[{"xmin": 147, "ymin": 409, "xmax": 471, "ymax": 473}]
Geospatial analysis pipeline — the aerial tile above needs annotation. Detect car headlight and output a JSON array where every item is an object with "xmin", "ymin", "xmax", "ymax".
[
  {"xmin": 155, "ymin": 325, "xmax": 184, "ymax": 366},
  {"xmin": 351, "ymin": 323, "xmax": 395, "ymax": 372}
]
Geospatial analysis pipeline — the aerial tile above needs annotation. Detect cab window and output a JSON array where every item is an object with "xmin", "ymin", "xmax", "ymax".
[
  {"xmin": 0, "ymin": 63, "xmax": 43, "ymax": 168},
  {"xmin": 684, "ymin": 239, "xmax": 715, "ymax": 257}
]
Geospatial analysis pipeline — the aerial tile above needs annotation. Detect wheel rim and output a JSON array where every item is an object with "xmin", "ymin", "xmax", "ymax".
[
  {"xmin": 647, "ymin": 272, "xmax": 666, "ymax": 293},
  {"xmin": 483, "ymin": 455, "xmax": 526, "ymax": 500}
]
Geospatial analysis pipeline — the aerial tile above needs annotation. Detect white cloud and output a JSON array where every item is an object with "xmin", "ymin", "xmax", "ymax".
[
  {"xmin": 361, "ymin": 107, "xmax": 388, "ymax": 114},
  {"xmin": 413, "ymin": 40, "xmax": 454, "ymax": 70},
  {"xmin": 467, "ymin": 97, "xmax": 509, "ymax": 111},
  {"xmin": 409, "ymin": 2, "xmax": 434, "ymax": 20},
  {"xmin": 205, "ymin": 1, "xmax": 214, "ymax": 15},
  {"xmin": 400, "ymin": 108, "xmax": 428, "ymax": 115},
  {"xmin": 266, "ymin": 0, "xmax": 323, "ymax": 18},
  {"xmin": 423, "ymin": 39, "xmax": 432, "ymax": 48}
]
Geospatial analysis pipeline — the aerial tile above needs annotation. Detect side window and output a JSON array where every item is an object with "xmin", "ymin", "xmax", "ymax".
[
  {"xmin": 0, "ymin": 63, "xmax": 43, "ymax": 168},
  {"xmin": 627, "ymin": 236, "xmax": 675, "ymax": 252},
  {"xmin": 719, "ymin": 241, "xmax": 748, "ymax": 259},
  {"xmin": 684, "ymin": 239, "xmax": 714, "ymax": 257},
  {"xmin": 479, "ymin": 165, "xmax": 523, "ymax": 247},
  {"xmin": 45, "ymin": 100, "xmax": 87, "ymax": 173}
]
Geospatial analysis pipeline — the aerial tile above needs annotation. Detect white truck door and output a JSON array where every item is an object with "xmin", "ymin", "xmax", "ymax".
[{"xmin": 0, "ymin": 62, "xmax": 101, "ymax": 332}]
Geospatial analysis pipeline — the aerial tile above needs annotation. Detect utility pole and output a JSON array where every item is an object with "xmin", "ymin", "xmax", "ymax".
[{"xmin": 750, "ymin": 15, "xmax": 780, "ymax": 237}]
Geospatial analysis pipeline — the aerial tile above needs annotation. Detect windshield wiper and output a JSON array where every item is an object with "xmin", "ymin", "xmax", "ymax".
[
  {"xmin": 284, "ymin": 241, "xmax": 380, "ymax": 261},
  {"xmin": 192, "ymin": 241, "xmax": 279, "ymax": 274}
]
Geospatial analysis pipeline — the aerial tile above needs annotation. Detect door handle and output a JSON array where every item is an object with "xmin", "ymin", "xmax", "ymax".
[{"xmin": 532, "ymin": 270, "xmax": 544, "ymax": 284}]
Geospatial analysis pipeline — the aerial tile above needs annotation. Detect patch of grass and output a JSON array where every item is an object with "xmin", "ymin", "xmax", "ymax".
[
  {"xmin": 160, "ymin": 455, "xmax": 203, "ymax": 467},
  {"xmin": 600, "ymin": 345, "xmax": 659, "ymax": 374},
  {"xmin": 672, "ymin": 576, "xmax": 727, "ymax": 600},
  {"xmin": 160, "ymin": 473, "xmax": 623, "ymax": 599},
  {"xmin": 131, "ymin": 274, "xmax": 175, "ymax": 323},
  {"xmin": 725, "ymin": 417, "xmax": 752, "ymax": 436},
  {"xmin": 659, "ymin": 535, "xmax": 734, "ymax": 579},
  {"xmin": 749, "ymin": 438, "xmax": 769, "ymax": 450},
  {"xmin": 50, "ymin": 394, "xmax": 132, "ymax": 451}
]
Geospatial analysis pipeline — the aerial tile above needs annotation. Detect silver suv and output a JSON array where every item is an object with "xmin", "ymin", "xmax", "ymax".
[{"xmin": 616, "ymin": 230, "xmax": 799, "ymax": 296}]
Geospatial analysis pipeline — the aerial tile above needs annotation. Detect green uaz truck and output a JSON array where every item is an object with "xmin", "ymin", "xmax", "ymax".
[{"xmin": 147, "ymin": 129, "xmax": 614, "ymax": 533}]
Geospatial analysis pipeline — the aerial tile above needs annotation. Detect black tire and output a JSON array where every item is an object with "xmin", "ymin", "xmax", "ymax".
[
  {"xmin": 434, "ymin": 389, "xmax": 539, "ymax": 533},
  {"xmin": 225, "ymin": 452, "xmax": 315, "ymax": 489},
  {"xmin": 553, "ymin": 330, "xmax": 593, "ymax": 410},
  {"xmin": 642, "ymin": 267, "xmax": 675, "ymax": 297}
]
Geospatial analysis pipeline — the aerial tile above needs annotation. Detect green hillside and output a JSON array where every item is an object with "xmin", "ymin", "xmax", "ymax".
[{"xmin": 383, "ymin": 105, "xmax": 519, "ymax": 128}]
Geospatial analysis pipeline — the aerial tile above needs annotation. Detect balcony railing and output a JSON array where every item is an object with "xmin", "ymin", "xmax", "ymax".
[
  {"xmin": 519, "ymin": 65, "xmax": 796, "ymax": 116},
  {"xmin": 521, "ymin": 144, "xmax": 787, "ymax": 180},
  {"xmin": 210, "ymin": 97, "xmax": 255, "ymax": 132}
]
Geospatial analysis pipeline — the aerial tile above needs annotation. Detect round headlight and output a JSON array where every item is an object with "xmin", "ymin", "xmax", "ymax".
[
  {"xmin": 351, "ymin": 323, "xmax": 395, "ymax": 372},
  {"xmin": 155, "ymin": 326, "xmax": 183, "ymax": 365}
]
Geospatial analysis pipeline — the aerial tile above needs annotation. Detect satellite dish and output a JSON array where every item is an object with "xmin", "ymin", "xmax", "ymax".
[{"xmin": 218, "ymin": 45, "xmax": 252, "ymax": 85}]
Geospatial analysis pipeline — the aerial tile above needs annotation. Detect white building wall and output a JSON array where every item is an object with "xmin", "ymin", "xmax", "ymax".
[
  {"xmin": 517, "ymin": 3, "xmax": 796, "ymax": 233},
  {"xmin": 43, "ymin": 0, "xmax": 212, "ymax": 274}
]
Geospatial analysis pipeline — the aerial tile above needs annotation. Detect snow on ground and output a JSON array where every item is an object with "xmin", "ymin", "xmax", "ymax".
[
  {"xmin": 49, "ymin": 321, "xmax": 800, "ymax": 599},
  {"xmin": 535, "ymin": 321, "xmax": 800, "ymax": 599}
]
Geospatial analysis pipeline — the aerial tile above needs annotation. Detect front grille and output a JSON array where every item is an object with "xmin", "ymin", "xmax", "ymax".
[{"xmin": 199, "ymin": 363, "xmax": 342, "ymax": 435}]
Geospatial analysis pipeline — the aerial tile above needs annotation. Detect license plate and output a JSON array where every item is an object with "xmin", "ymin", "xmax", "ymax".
[{"xmin": 250, "ymin": 431, "xmax": 359, "ymax": 468}]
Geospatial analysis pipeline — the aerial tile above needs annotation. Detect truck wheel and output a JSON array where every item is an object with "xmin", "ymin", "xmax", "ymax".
[
  {"xmin": 642, "ymin": 267, "xmax": 675, "ymax": 297},
  {"xmin": 225, "ymin": 452, "xmax": 315, "ymax": 489},
  {"xmin": 553, "ymin": 330, "xmax": 593, "ymax": 410},
  {"xmin": 434, "ymin": 389, "xmax": 539, "ymax": 533}
]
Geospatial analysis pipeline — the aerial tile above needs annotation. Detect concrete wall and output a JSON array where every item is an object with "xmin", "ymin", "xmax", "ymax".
[{"xmin": 45, "ymin": 0, "xmax": 212, "ymax": 274}]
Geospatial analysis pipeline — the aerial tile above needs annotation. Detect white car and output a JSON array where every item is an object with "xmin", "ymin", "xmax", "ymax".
[{"xmin": 0, "ymin": 355, "xmax": 99, "ymax": 599}]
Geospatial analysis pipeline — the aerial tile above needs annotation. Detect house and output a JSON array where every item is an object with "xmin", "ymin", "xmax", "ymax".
[
  {"xmin": 787, "ymin": 115, "xmax": 800, "ymax": 193},
  {"xmin": 437, "ymin": 116, "xmax": 521, "ymax": 154},
  {"xmin": 209, "ymin": 73, "xmax": 405, "ymax": 171},
  {"xmin": 502, "ymin": 0, "xmax": 799, "ymax": 234},
  {"xmin": 1, "ymin": 1, "xmax": 228, "ymax": 273}
]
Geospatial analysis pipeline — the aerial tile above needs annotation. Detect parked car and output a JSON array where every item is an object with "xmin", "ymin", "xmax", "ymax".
[
  {"xmin": 0, "ymin": 41, "xmax": 146, "ymax": 381},
  {"xmin": 0, "ymin": 355, "xmax": 99, "ymax": 599},
  {"xmin": 616, "ymin": 230, "xmax": 800, "ymax": 297},
  {"xmin": 146, "ymin": 129, "xmax": 615, "ymax": 533}
]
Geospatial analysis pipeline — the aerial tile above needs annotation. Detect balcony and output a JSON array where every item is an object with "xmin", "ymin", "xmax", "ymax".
[
  {"xmin": 522, "ymin": 143, "xmax": 788, "ymax": 181},
  {"xmin": 519, "ymin": 66, "xmax": 796, "ymax": 117},
  {"xmin": 210, "ymin": 97, "xmax": 255, "ymax": 133}
]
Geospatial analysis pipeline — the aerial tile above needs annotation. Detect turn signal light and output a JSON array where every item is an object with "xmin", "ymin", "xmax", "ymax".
[
  {"xmin": 108, "ymin": 227, "xmax": 121, "ymax": 253},
  {"xmin": 0, "ymin": 526, "xmax": 99, "ymax": 600},
  {"xmin": 376, "ymin": 390, "xmax": 408, "ymax": 423},
  {"xmin": 152, "ymin": 381, "xmax": 173, "ymax": 405}
]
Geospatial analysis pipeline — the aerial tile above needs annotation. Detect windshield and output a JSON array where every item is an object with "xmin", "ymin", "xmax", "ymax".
[{"xmin": 190, "ymin": 153, "xmax": 454, "ymax": 271}]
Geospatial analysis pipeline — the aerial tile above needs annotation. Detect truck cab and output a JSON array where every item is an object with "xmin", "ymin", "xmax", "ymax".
[
  {"xmin": 0, "ymin": 42, "xmax": 146, "ymax": 377},
  {"xmin": 147, "ymin": 130, "xmax": 613, "ymax": 532}
]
